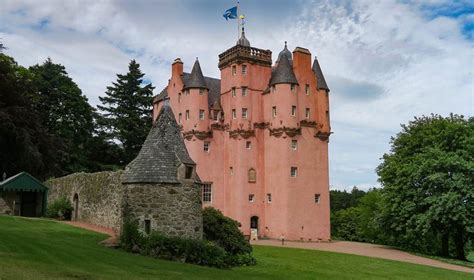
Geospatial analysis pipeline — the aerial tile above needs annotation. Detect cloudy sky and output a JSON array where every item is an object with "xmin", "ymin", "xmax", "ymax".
[{"xmin": 1, "ymin": 0, "xmax": 473, "ymax": 190}]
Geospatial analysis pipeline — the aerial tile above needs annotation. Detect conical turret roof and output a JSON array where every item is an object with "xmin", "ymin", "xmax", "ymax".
[
  {"xmin": 122, "ymin": 103, "xmax": 195, "ymax": 184},
  {"xmin": 269, "ymin": 52, "xmax": 298, "ymax": 86},
  {"xmin": 183, "ymin": 59, "xmax": 208, "ymax": 90},
  {"xmin": 276, "ymin": 42, "xmax": 292, "ymax": 65},
  {"xmin": 312, "ymin": 57, "xmax": 329, "ymax": 91}
]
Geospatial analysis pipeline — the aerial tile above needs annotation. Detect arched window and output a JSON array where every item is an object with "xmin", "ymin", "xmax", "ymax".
[{"xmin": 248, "ymin": 168, "xmax": 256, "ymax": 183}]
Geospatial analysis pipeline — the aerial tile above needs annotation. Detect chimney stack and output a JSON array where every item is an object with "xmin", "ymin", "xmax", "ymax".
[{"xmin": 172, "ymin": 58, "xmax": 183, "ymax": 78}]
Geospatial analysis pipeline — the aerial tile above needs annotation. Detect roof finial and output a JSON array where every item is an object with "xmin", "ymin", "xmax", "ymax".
[
  {"xmin": 196, "ymin": 57, "xmax": 198, "ymax": 61},
  {"xmin": 285, "ymin": 41, "xmax": 287, "ymax": 48}
]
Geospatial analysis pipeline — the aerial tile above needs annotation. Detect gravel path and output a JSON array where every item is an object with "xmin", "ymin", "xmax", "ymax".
[
  {"xmin": 252, "ymin": 239, "xmax": 474, "ymax": 274},
  {"xmin": 62, "ymin": 221, "xmax": 118, "ymax": 247}
]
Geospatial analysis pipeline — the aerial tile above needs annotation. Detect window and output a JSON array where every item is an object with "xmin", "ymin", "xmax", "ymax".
[
  {"xmin": 248, "ymin": 194, "xmax": 254, "ymax": 203},
  {"xmin": 272, "ymin": 106, "xmax": 277, "ymax": 117},
  {"xmin": 291, "ymin": 167, "xmax": 298, "ymax": 178},
  {"xmin": 199, "ymin": 88, "xmax": 204, "ymax": 95},
  {"xmin": 305, "ymin": 84, "xmax": 310, "ymax": 95},
  {"xmin": 199, "ymin": 109, "xmax": 205, "ymax": 120},
  {"xmin": 185, "ymin": 165, "xmax": 193, "ymax": 179},
  {"xmin": 232, "ymin": 65, "xmax": 237, "ymax": 75},
  {"xmin": 242, "ymin": 87, "xmax": 247, "ymax": 96},
  {"xmin": 246, "ymin": 141, "xmax": 251, "ymax": 149},
  {"xmin": 178, "ymin": 93, "xmax": 181, "ymax": 103},
  {"xmin": 291, "ymin": 84, "xmax": 295, "ymax": 92},
  {"xmin": 271, "ymin": 86, "xmax": 275, "ymax": 93},
  {"xmin": 185, "ymin": 89, "xmax": 190, "ymax": 95},
  {"xmin": 229, "ymin": 167, "xmax": 233, "ymax": 175},
  {"xmin": 326, "ymin": 110, "xmax": 330, "ymax": 122},
  {"xmin": 242, "ymin": 108, "xmax": 248, "ymax": 119},
  {"xmin": 267, "ymin": 193, "xmax": 272, "ymax": 203},
  {"xmin": 203, "ymin": 141, "xmax": 210, "ymax": 153},
  {"xmin": 314, "ymin": 194, "xmax": 321, "ymax": 204},
  {"xmin": 291, "ymin": 106, "xmax": 296, "ymax": 117},
  {"xmin": 242, "ymin": 65, "xmax": 247, "ymax": 75},
  {"xmin": 213, "ymin": 110, "xmax": 219, "ymax": 121},
  {"xmin": 305, "ymin": 108, "xmax": 310, "ymax": 119},
  {"xmin": 144, "ymin": 219, "xmax": 151, "ymax": 234},
  {"xmin": 232, "ymin": 87, "xmax": 236, "ymax": 97},
  {"xmin": 232, "ymin": 109, "xmax": 237, "ymax": 119},
  {"xmin": 186, "ymin": 110, "xmax": 190, "ymax": 120},
  {"xmin": 248, "ymin": 168, "xmax": 256, "ymax": 183},
  {"xmin": 291, "ymin": 139, "xmax": 298, "ymax": 150},
  {"xmin": 178, "ymin": 113, "xmax": 182, "ymax": 123},
  {"xmin": 202, "ymin": 183, "xmax": 212, "ymax": 203}
]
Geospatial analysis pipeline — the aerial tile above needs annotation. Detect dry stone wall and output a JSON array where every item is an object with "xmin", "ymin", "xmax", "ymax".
[
  {"xmin": 124, "ymin": 182, "xmax": 203, "ymax": 239},
  {"xmin": 46, "ymin": 171, "xmax": 124, "ymax": 232}
]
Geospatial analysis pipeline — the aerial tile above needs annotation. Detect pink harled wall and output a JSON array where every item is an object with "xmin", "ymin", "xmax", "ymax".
[{"xmin": 153, "ymin": 46, "xmax": 331, "ymax": 241}]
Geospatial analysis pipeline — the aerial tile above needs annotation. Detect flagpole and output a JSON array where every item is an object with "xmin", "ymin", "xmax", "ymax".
[{"xmin": 237, "ymin": 1, "xmax": 240, "ymax": 40}]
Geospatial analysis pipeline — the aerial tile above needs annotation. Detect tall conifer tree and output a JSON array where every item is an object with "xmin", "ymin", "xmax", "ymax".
[{"xmin": 98, "ymin": 60, "xmax": 154, "ymax": 163}]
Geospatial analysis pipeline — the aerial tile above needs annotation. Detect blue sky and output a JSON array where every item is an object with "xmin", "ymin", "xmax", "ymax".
[{"xmin": 1, "ymin": 0, "xmax": 473, "ymax": 190}]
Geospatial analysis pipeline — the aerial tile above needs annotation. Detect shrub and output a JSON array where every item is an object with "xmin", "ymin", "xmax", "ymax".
[
  {"xmin": 46, "ymin": 197, "xmax": 73, "ymax": 220},
  {"xmin": 119, "ymin": 215, "xmax": 143, "ymax": 252},
  {"xmin": 202, "ymin": 207, "xmax": 252, "ymax": 255}
]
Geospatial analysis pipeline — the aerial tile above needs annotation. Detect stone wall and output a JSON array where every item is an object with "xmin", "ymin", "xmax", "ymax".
[
  {"xmin": 0, "ymin": 192, "xmax": 20, "ymax": 215},
  {"xmin": 46, "ymin": 171, "xmax": 124, "ymax": 232},
  {"xmin": 124, "ymin": 182, "xmax": 203, "ymax": 240}
]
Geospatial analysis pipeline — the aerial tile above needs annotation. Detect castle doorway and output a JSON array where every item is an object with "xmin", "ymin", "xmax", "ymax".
[
  {"xmin": 250, "ymin": 216, "xmax": 259, "ymax": 240},
  {"xmin": 73, "ymin": 193, "xmax": 79, "ymax": 221}
]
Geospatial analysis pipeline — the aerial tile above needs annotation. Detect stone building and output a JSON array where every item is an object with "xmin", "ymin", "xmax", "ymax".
[
  {"xmin": 153, "ymin": 29, "xmax": 331, "ymax": 241},
  {"xmin": 47, "ymin": 104, "xmax": 203, "ymax": 239}
]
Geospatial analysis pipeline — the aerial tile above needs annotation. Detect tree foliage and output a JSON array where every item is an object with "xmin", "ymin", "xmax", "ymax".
[
  {"xmin": 98, "ymin": 60, "xmax": 154, "ymax": 164},
  {"xmin": 377, "ymin": 114, "xmax": 474, "ymax": 260}
]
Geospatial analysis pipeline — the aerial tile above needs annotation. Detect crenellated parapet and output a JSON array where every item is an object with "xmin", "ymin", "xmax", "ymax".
[{"xmin": 218, "ymin": 45, "xmax": 272, "ymax": 69}]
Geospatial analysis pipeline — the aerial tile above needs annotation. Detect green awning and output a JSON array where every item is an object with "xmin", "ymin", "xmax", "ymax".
[{"xmin": 0, "ymin": 172, "xmax": 48, "ymax": 192}]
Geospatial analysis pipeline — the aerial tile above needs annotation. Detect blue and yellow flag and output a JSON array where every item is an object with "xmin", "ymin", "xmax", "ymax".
[{"xmin": 223, "ymin": 6, "xmax": 237, "ymax": 20}]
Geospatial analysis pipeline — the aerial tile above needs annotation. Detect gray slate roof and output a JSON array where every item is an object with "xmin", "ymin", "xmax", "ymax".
[
  {"xmin": 269, "ymin": 53, "xmax": 298, "ymax": 86},
  {"xmin": 276, "ymin": 42, "xmax": 292, "ymax": 65},
  {"xmin": 122, "ymin": 103, "xmax": 195, "ymax": 184},
  {"xmin": 182, "ymin": 73, "xmax": 221, "ymax": 107},
  {"xmin": 236, "ymin": 29, "xmax": 250, "ymax": 47},
  {"xmin": 153, "ymin": 86, "xmax": 168, "ymax": 103},
  {"xmin": 183, "ymin": 59, "xmax": 208, "ymax": 90},
  {"xmin": 312, "ymin": 57, "xmax": 329, "ymax": 91}
]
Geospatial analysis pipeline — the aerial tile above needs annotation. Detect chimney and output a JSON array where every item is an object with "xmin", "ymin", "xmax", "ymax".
[
  {"xmin": 293, "ymin": 47, "xmax": 312, "ymax": 71},
  {"xmin": 172, "ymin": 58, "xmax": 183, "ymax": 78}
]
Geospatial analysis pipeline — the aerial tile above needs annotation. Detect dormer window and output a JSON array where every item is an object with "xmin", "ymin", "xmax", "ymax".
[
  {"xmin": 185, "ymin": 165, "xmax": 193, "ymax": 179},
  {"xmin": 242, "ymin": 65, "xmax": 247, "ymax": 75},
  {"xmin": 232, "ymin": 65, "xmax": 237, "ymax": 75}
]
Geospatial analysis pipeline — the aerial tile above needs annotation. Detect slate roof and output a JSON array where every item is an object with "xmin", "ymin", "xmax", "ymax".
[
  {"xmin": 269, "ymin": 53, "xmax": 298, "ymax": 86},
  {"xmin": 122, "ymin": 103, "xmax": 196, "ymax": 184},
  {"xmin": 183, "ymin": 59, "xmax": 208, "ymax": 90},
  {"xmin": 276, "ymin": 42, "xmax": 292, "ymax": 65},
  {"xmin": 312, "ymin": 57, "xmax": 330, "ymax": 91},
  {"xmin": 236, "ymin": 29, "xmax": 251, "ymax": 47},
  {"xmin": 153, "ymin": 86, "xmax": 168, "ymax": 103},
  {"xmin": 182, "ymin": 73, "xmax": 221, "ymax": 107}
]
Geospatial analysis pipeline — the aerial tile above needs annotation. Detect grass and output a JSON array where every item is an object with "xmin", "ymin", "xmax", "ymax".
[{"xmin": 0, "ymin": 216, "xmax": 471, "ymax": 280}]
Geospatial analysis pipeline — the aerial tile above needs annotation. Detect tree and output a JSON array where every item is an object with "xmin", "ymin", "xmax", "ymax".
[
  {"xmin": 377, "ymin": 114, "xmax": 474, "ymax": 260},
  {"xmin": 0, "ymin": 54, "xmax": 64, "ymax": 179},
  {"xmin": 29, "ymin": 58, "xmax": 95, "ymax": 174},
  {"xmin": 98, "ymin": 60, "xmax": 154, "ymax": 164},
  {"xmin": 330, "ymin": 187, "xmax": 366, "ymax": 212}
]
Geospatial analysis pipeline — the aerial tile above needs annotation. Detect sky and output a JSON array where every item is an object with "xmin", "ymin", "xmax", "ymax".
[{"xmin": 1, "ymin": 0, "xmax": 473, "ymax": 191}]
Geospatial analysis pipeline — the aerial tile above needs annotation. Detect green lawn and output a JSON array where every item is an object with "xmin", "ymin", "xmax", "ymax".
[{"xmin": 0, "ymin": 216, "xmax": 471, "ymax": 280}]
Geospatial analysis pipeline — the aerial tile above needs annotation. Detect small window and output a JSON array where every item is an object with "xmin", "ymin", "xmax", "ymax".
[
  {"xmin": 246, "ymin": 141, "xmax": 251, "ymax": 149},
  {"xmin": 232, "ymin": 109, "xmax": 237, "ymax": 119},
  {"xmin": 202, "ymin": 183, "xmax": 212, "ymax": 203},
  {"xmin": 271, "ymin": 86, "xmax": 275, "ymax": 93},
  {"xmin": 178, "ymin": 113, "xmax": 182, "ymax": 123},
  {"xmin": 305, "ymin": 84, "xmax": 310, "ymax": 95},
  {"xmin": 248, "ymin": 194, "xmax": 254, "ymax": 203},
  {"xmin": 242, "ymin": 108, "xmax": 248, "ymax": 119},
  {"xmin": 248, "ymin": 168, "xmax": 256, "ymax": 183},
  {"xmin": 267, "ymin": 193, "xmax": 272, "ymax": 203},
  {"xmin": 242, "ymin": 65, "xmax": 247, "ymax": 75},
  {"xmin": 291, "ymin": 106, "xmax": 296, "ymax": 117},
  {"xmin": 242, "ymin": 87, "xmax": 247, "ymax": 96},
  {"xmin": 272, "ymin": 106, "xmax": 277, "ymax": 117},
  {"xmin": 232, "ymin": 87, "xmax": 236, "ymax": 97},
  {"xmin": 199, "ymin": 109, "xmax": 205, "ymax": 120},
  {"xmin": 213, "ymin": 110, "xmax": 219, "ymax": 121},
  {"xmin": 232, "ymin": 65, "xmax": 237, "ymax": 75},
  {"xmin": 326, "ymin": 110, "xmax": 330, "ymax": 122},
  {"xmin": 178, "ymin": 93, "xmax": 181, "ymax": 103},
  {"xmin": 291, "ymin": 84, "xmax": 295, "ymax": 92},
  {"xmin": 314, "ymin": 194, "xmax": 321, "ymax": 204},
  {"xmin": 144, "ymin": 219, "xmax": 151, "ymax": 234},
  {"xmin": 186, "ymin": 110, "xmax": 190, "ymax": 120},
  {"xmin": 291, "ymin": 139, "xmax": 297, "ymax": 150},
  {"xmin": 203, "ymin": 141, "xmax": 210, "ymax": 153},
  {"xmin": 185, "ymin": 165, "xmax": 193, "ymax": 179},
  {"xmin": 185, "ymin": 89, "xmax": 190, "ymax": 95},
  {"xmin": 199, "ymin": 88, "xmax": 204, "ymax": 95},
  {"xmin": 229, "ymin": 167, "xmax": 233, "ymax": 175},
  {"xmin": 291, "ymin": 167, "xmax": 298, "ymax": 178},
  {"xmin": 305, "ymin": 108, "xmax": 310, "ymax": 119}
]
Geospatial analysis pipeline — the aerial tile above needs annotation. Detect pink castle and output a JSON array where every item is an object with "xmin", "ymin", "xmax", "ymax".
[{"xmin": 152, "ymin": 29, "xmax": 331, "ymax": 241}]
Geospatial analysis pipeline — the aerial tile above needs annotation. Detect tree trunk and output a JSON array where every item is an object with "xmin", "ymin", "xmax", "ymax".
[
  {"xmin": 454, "ymin": 226, "xmax": 467, "ymax": 261},
  {"xmin": 441, "ymin": 233, "xmax": 449, "ymax": 257}
]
